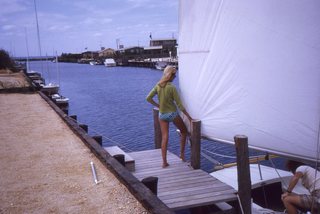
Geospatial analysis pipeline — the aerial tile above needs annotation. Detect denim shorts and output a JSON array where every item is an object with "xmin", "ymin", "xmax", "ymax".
[{"xmin": 159, "ymin": 111, "xmax": 178, "ymax": 122}]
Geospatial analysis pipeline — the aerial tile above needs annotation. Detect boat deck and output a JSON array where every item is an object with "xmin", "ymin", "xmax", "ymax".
[{"xmin": 128, "ymin": 149, "xmax": 237, "ymax": 210}]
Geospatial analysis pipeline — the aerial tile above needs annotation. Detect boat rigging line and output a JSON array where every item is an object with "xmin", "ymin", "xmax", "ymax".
[{"xmin": 202, "ymin": 148, "xmax": 237, "ymax": 159}]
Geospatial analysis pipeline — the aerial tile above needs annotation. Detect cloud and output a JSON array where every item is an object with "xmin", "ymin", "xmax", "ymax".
[
  {"xmin": 48, "ymin": 25, "xmax": 71, "ymax": 32},
  {"xmin": 82, "ymin": 17, "xmax": 112, "ymax": 25},
  {"xmin": 0, "ymin": 0, "xmax": 28, "ymax": 16},
  {"xmin": 2, "ymin": 25, "xmax": 16, "ymax": 31},
  {"xmin": 93, "ymin": 32, "xmax": 103, "ymax": 37},
  {"xmin": 126, "ymin": 0, "xmax": 177, "ymax": 9},
  {"xmin": 101, "ymin": 18, "xmax": 112, "ymax": 24}
]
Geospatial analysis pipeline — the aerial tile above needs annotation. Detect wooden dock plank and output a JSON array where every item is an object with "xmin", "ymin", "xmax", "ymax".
[
  {"xmin": 134, "ymin": 160, "xmax": 187, "ymax": 171},
  {"xmin": 134, "ymin": 167, "xmax": 193, "ymax": 179},
  {"xmin": 159, "ymin": 182, "xmax": 230, "ymax": 196},
  {"xmin": 165, "ymin": 193, "xmax": 237, "ymax": 210},
  {"xmin": 159, "ymin": 179, "xmax": 219, "ymax": 191},
  {"xmin": 158, "ymin": 183, "xmax": 232, "ymax": 198},
  {"xmin": 128, "ymin": 149, "xmax": 237, "ymax": 210},
  {"xmin": 136, "ymin": 170, "xmax": 209, "ymax": 181},
  {"xmin": 163, "ymin": 190, "xmax": 236, "ymax": 204},
  {"xmin": 159, "ymin": 186, "xmax": 235, "ymax": 200},
  {"xmin": 159, "ymin": 174, "xmax": 216, "ymax": 187}
]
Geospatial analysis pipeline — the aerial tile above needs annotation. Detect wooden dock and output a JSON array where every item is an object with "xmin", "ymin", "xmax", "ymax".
[{"xmin": 128, "ymin": 149, "xmax": 237, "ymax": 210}]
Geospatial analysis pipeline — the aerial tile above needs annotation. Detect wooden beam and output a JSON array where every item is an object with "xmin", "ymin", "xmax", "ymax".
[
  {"xmin": 234, "ymin": 135, "xmax": 251, "ymax": 214},
  {"xmin": 69, "ymin": 115, "xmax": 77, "ymax": 121},
  {"xmin": 190, "ymin": 120, "xmax": 201, "ymax": 169},
  {"xmin": 113, "ymin": 154, "xmax": 125, "ymax": 166},
  {"xmin": 79, "ymin": 124, "xmax": 88, "ymax": 133},
  {"xmin": 142, "ymin": 176, "xmax": 158, "ymax": 195},
  {"xmin": 92, "ymin": 135, "xmax": 103, "ymax": 146},
  {"xmin": 153, "ymin": 108, "xmax": 162, "ymax": 149}
]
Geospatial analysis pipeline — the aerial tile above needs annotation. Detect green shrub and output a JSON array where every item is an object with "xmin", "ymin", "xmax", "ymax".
[{"xmin": 0, "ymin": 49, "xmax": 15, "ymax": 70}]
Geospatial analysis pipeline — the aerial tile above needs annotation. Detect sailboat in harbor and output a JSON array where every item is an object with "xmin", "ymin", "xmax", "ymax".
[
  {"xmin": 178, "ymin": 0, "xmax": 319, "ymax": 213},
  {"xmin": 32, "ymin": 0, "xmax": 59, "ymax": 95},
  {"xmin": 50, "ymin": 53, "xmax": 69, "ymax": 107}
]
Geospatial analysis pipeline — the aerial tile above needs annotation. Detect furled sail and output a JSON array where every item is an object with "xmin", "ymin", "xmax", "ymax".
[{"xmin": 178, "ymin": 0, "xmax": 320, "ymax": 162}]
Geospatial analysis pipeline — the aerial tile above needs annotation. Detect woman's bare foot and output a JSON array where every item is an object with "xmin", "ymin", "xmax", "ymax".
[{"xmin": 162, "ymin": 162, "xmax": 169, "ymax": 168}]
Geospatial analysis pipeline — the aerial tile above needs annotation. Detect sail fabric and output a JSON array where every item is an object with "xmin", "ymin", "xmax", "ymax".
[{"xmin": 178, "ymin": 0, "xmax": 320, "ymax": 162}]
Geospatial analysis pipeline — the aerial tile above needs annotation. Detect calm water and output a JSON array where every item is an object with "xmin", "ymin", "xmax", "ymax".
[{"xmin": 29, "ymin": 61, "xmax": 285, "ymax": 172}]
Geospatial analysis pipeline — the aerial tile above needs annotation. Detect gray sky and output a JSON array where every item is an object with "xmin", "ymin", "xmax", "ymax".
[{"xmin": 0, "ymin": 0, "xmax": 178, "ymax": 57}]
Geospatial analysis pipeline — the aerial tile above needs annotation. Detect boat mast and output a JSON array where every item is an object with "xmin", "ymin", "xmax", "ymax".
[
  {"xmin": 56, "ymin": 51, "xmax": 60, "ymax": 89},
  {"xmin": 33, "ymin": 0, "xmax": 43, "ymax": 74},
  {"xmin": 24, "ymin": 28, "xmax": 30, "ymax": 73}
]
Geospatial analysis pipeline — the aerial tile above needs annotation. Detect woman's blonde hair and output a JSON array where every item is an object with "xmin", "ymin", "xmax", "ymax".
[{"xmin": 158, "ymin": 66, "xmax": 176, "ymax": 87}]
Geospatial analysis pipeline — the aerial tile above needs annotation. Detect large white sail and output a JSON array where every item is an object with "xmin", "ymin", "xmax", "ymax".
[{"xmin": 178, "ymin": 0, "xmax": 320, "ymax": 162}]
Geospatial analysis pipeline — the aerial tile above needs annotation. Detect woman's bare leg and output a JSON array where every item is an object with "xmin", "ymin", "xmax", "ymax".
[
  {"xmin": 173, "ymin": 116, "xmax": 188, "ymax": 161},
  {"xmin": 159, "ymin": 119, "xmax": 169, "ymax": 167}
]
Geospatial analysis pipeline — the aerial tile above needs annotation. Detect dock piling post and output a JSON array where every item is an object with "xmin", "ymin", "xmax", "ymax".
[
  {"xmin": 190, "ymin": 120, "xmax": 201, "ymax": 169},
  {"xmin": 234, "ymin": 135, "xmax": 251, "ymax": 214},
  {"xmin": 70, "ymin": 115, "xmax": 77, "ymax": 121},
  {"xmin": 79, "ymin": 124, "xmax": 88, "ymax": 133},
  {"xmin": 92, "ymin": 135, "xmax": 103, "ymax": 146},
  {"xmin": 113, "ymin": 154, "xmax": 125, "ymax": 166},
  {"xmin": 153, "ymin": 108, "xmax": 162, "ymax": 149},
  {"xmin": 62, "ymin": 108, "xmax": 68, "ymax": 115},
  {"xmin": 142, "ymin": 176, "xmax": 158, "ymax": 195}
]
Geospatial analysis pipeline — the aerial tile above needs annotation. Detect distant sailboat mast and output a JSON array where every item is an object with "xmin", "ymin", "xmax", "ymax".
[
  {"xmin": 24, "ymin": 28, "xmax": 30, "ymax": 72},
  {"xmin": 33, "ymin": 0, "xmax": 43, "ymax": 74},
  {"xmin": 33, "ymin": 0, "xmax": 59, "ymax": 95},
  {"xmin": 34, "ymin": 0, "xmax": 41, "ymax": 57},
  {"xmin": 56, "ymin": 51, "xmax": 60, "ymax": 90}
]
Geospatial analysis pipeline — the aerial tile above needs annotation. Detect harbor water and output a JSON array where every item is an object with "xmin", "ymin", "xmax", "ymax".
[{"xmin": 29, "ymin": 61, "xmax": 285, "ymax": 172}]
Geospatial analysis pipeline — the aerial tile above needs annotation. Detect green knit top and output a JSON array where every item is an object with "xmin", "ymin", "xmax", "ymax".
[{"xmin": 146, "ymin": 82, "xmax": 185, "ymax": 113}]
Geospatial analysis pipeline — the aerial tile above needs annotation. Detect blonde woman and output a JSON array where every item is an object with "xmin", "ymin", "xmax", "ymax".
[{"xmin": 147, "ymin": 66, "xmax": 192, "ymax": 168}]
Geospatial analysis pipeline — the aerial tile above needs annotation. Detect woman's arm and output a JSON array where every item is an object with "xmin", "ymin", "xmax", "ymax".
[
  {"xmin": 148, "ymin": 98, "xmax": 160, "ymax": 108},
  {"xmin": 146, "ymin": 86, "xmax": 159, "ymax": 108}
]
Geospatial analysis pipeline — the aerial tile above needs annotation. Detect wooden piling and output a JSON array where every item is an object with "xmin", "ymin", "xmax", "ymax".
[
  {"xmin": 153, "ymin": 108, "xmax": 162, "ymax": 149},
  {"xmin": 142, "ymin": 176, "xmax": 158, "ymax": 195},
  {"xmin": 92, "ymin": 135, "xmax": 103, "ymax": 146},
  {"xmin": 190, "ymin": 120, "xmax": 201, "ymax": 169},
  {"xmin": 234, "ymin": 135, "xmax": 251, "ymax": 214},
  {"xmin": 79, "ymin": 124, "xmax": 88, "ymax": 133},
  {"xmin": 62, "ymin": 108, "xmax": 68, "ymax": 115},
  {"xmin": 70, "ymin": 115, "xmax": 77, "ymax": 121},
  {"xmin": 113, "ymin": 154, "xmax": 125, "ymax": 166}
]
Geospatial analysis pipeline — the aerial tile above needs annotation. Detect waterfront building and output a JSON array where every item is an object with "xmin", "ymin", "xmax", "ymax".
[
  {"xmin": 99, "ymin": 48, "xmax": 115, "ymax": 58},
  {"xmin": 149, "ymin": 38, "xmax": 177, "ymax": 57},
  {"xmin": 81, "ymin": 51, "xmax": 99, "ymax": 59},
  {"xmin": 116, "ymin": 46, "xmax": 144, "ymax": 61}
]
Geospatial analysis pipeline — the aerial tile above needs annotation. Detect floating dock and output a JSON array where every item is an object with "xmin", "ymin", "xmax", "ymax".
[{"xmin": 128, "ymin": 149, "xmax": 238, "ymax": 210}]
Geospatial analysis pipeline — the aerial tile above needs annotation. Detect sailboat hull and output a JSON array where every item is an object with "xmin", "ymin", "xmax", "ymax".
[{"xmin": 40, "ymin": 84, "xmax": 59, "ymax": 95}]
